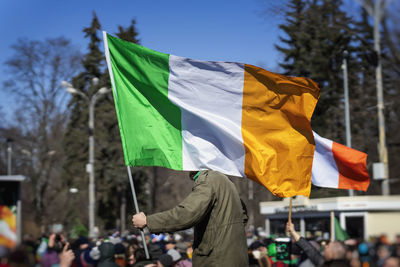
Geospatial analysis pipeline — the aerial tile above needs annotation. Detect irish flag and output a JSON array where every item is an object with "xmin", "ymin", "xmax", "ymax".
[
  {"xmin": 103, "ymin": 32, "xmax": 320, "ymax": 197},
  {"xmin": 312, "ymin": 132, "xmax": 370, "ymax": 191}
]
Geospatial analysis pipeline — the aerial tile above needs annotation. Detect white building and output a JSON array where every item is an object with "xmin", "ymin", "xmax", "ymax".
[{"xmin": 259, "ymin": 195, "xmax": 400, "ymax": 242}]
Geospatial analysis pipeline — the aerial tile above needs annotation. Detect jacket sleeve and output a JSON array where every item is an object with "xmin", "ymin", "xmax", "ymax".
[
  {"xmin": 146, "ymin": 181, "xmax": 215, "ymax": 233},
  {"xmin": 296, "ymin": 237, "xmax": 324, "ymax": 267}
]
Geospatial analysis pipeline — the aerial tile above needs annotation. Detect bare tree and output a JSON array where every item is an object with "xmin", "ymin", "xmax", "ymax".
[{"xmin": 2, "ymin": 37, "xmax": 81, "ymax": 232}]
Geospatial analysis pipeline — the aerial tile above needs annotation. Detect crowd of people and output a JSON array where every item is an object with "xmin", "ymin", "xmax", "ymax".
[
  {"xmin": 0, "ymin": 231, "xmax": 195, "ymax": 267},
  {"xmin": 246, "ymin": 226, "xmax": 400, "ymax": 267},
  {"xmin": 0, "ymin": 228, "xmax": 399, "ymax": 267}
]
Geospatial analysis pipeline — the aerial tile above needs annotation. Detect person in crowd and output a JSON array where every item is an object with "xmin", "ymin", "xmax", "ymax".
[
  {"xmin": 114, "ymin": 243, "xmax": 126, "ymax": 267},
  {"xmin": 131, "ymin": 248, "xmax": 153, "ymax": 267},
  {"xmin": 126, "ymin": 243, "xmax": 139, "ymax": 267},
  {"xmin": 72, "ymin": 236, "xmax": 95, "ymax": 267},
  {"xmin": 383, "ymin": 257, "xmax": 400, "ymax": 267},
  {"xmin": 157, "ymin": 254, "xmax": 173, "ymax": 267},
  {"xmin": 132, "ymin": 170, "xmax": 249, "ymax": 267},
  {"xmin": 1, "ymin": 246, "xmax": 30, "ymax": 267},
  {"xmin": 248, "ymin": 240, "xmax": 271, "ymax": 267},
  {"xmin": 166, "ymin": 249, "xmax": 181, "ymax": 266},
  {"xmin": 392, "ymin": 235, "xmax": 400, "ymax": 258},
  {"xmin": 98, "ymin": 242, "xmax": 119, "ymax": 267},
  {"xmin": 286, "ymin": 221, "xmax": 350, "ymax": 267},
  {"xmin": 377, "ymin": 245, "xmax": 391, "ymax": 267},
  {"xmin": 57, "ymin": 243, "xmax": 75, "ymax": 267},
  {"xmin": 174, "ymin": 242, "xmax": 192, "ymax": 267},
  {"xmin": 41, "ymin": 233, "xmax": 65, "ymax": 267}
]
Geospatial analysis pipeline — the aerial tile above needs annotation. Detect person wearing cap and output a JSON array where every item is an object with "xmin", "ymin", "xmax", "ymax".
[
  {"xmin": 167, "ymin": 249, "xmax": 181, "ymax": 264},
  {"xmin": 157, "ymin": 254, "xmax": 174, "ymax": 267},
  {"xmin": 132, "ymin": 170, "xmax": 248, "ymax": 267},
  {"xmin": 97, "ymin": 242, "xmax": 120, "ymax": 267}
]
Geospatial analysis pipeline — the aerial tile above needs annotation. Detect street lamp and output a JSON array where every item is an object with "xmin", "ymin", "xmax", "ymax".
[
  {"xmin": 341, "ymin": 50, "xmax": 354, "ymax": 197},
  {"xmin": 61, "ymin": 78, "xmax": 111, "ymax": 238}
]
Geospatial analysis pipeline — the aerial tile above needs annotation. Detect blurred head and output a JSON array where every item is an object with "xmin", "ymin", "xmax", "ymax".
[
  {"xmin": 133, "ymin": 248, "xmax": 146, "ymax": 263},
  {"xmin": 126, "ymin": 244, "xmax": 138, "ymax": 266},
  {"xmin": 77, "ymin": 236, "xmax": 89, "ymax": 250},
  {"xmin": 377, "ymin": 245, "xmax": 390, "ymax": 260},
  {"xmin": 165, "ymin": 241, "xmax": 175, "ymax": 251},
  {"xmin": 383, "ymin": 257, "xmax": 400, "ymax": 267},
  {"xmin": 324, "ymin": 241, "xmax": 347, "ymax": 261},
  {"xmin": 157, "ymin": 254, "xmax": 173, "ymax": 267},
  {"xmin": 99, "ymin": 242, "xmax": 115, "ymax": 261}
]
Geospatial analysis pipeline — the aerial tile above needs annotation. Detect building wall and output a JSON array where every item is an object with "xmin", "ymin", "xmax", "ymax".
[{"xmin": 367, "ymin": 212, "xmax": 400, "ymax": 242}]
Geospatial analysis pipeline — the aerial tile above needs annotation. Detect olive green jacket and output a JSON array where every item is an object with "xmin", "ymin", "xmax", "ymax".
[{"xmin": 147, "ymin": 170, "xmax": 249, "ymax": 267}]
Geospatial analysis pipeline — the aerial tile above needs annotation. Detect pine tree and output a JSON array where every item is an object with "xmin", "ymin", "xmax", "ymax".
[
  {"xmin": 351, "ymin": 9, "xmax": 379, "ymax": 174},
  {"xmin": 275, "ymin": 0, "xmax": 310, "ymax": 77},
  {"xmin": 276, "ymin": 0, "xmax": 356, "ymax": 143},
  {"xmin": 276, "ymin": 0, "xmax": 363, "ymax": 197},
  {"xmin": 62, "ymin": 13, "xmax": 148, "ymax": 231},
  {"xmin": 381, "ymin": 7, "xmax": 400, "ymax": 194},
  {"xmin": 116, "ymin": 19, "xmax": 140, "ymax": 44},
  {"xmin": 62, "ymin": 11, "xmax": 103, "ymax": 228}
]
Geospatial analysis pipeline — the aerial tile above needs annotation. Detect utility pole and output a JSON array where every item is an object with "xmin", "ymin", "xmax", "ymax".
[
  {"xmin": 7, "ymin": 138, "xmax": 13, "ymax": 175},
  {"xmin": 62, "ymin": 78, "xmax": 111, "ymax": 238},
  {"xmin": 342, "ymin": 50, "xmax": 354, "ymax": 197},
  {"xmin": 357, "ymin": 0, "xmax": 390, "ymax": 195}
]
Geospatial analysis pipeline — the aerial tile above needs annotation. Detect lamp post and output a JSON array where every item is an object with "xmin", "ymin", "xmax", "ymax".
[
  {"xmin": 357, "ymin": 0, "xmax": 390, "ymax": 195},
  {"xmin": 61, "ymin": 78, "xmax": 111, "ymax": 238},
  {"xmin": 6, "ymin": 138, "xmax": 13, "ymax": 175},
  {"xmin": 341, "ymin": 50, "xmax": 354, "ymax": 197}
]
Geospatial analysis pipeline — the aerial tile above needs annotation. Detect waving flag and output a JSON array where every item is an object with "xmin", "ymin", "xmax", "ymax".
[
  {"xmin": 0, "ymin": 205, "xmax": 17, "ymax": 249},
  {"xmin": 103, "ymin": 32, "xmax": 320, "ymax": 197},
  {"xmin": 312, "ymin": 131, "xmax": 370, "ymax": 191}
]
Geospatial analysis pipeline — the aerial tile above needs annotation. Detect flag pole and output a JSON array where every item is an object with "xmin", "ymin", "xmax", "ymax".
[
  {"xmin": 330, "ymin": 211, "xmax": 335, "ymax": 242},
  {"xmin": 127, "ymin": 166, "xmax": 150, "ymax": 259},
  {"xmin": 288, "ymin": 197, "xmax": 293, "ymax": 223}
]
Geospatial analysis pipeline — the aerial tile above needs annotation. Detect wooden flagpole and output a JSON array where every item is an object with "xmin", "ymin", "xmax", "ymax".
[
  {"xmin": 330, "ymin": 211, "xmax": 335, "ymax": 242},
  {"xmin": 127, "ymin": 166, "xmax": 150, "ymax": 259},
  {"xmin": 288, "ymin": 197, "xmax": 293, "ymax": 223}
]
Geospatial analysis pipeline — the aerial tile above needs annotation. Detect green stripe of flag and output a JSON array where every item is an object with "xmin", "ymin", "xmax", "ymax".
[{"xmin": 106, "ymin": 34, "xmax": 183, "ymax": 169}]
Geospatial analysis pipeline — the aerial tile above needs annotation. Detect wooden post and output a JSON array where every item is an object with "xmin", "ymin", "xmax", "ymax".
[
  {"xmin": 330, "ymin": 211, "xmax": 335, "ymax": 242},
  {"xmin": 288, "ymin": 197, "xmax": 293, "ymax": 223}
]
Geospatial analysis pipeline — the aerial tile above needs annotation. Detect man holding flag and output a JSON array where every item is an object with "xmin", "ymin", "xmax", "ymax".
[
  {"xmin": 132, "ymin": 170, "xmax": 249, "ymax": 267},
  {"xmin": 103, "ymin": 32, "xmax": 370, "ymax": 266}
]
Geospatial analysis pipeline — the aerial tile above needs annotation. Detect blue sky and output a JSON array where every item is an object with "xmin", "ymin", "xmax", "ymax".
[
  {"xmin": 0, "ymin": 0, "xmax": 288, "ymax": 121},
  {"xmin": 0, "ymin": 0, "xmax": 365, "ymax": 121}
]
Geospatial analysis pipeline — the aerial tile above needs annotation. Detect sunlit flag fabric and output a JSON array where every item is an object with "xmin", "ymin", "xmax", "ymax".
[
  {"xmin": 334, "ymin": 217, "xmax": 349, "ymax": 241},
  {"xmin": 0, "ymin": 205, "xmax": 17, "ymax": 249},
  {"xmin": 312, "ymin": 131, "xmax": 370, "ymax": 191},
  {"xmin": 103, "ymin": 32, "xmax": 320, "ymax": 197}
]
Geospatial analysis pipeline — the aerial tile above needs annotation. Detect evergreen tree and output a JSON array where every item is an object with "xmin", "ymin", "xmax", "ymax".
[
  {"xmin": 62, "ymin": 11, "xmax": 104, "ymax": 228},
  {"xmin": 275, "ymin": 0, "xmax": 310, "ymax": 77},
  {"xmin": 63, "ymin": 13, "xmax": 148, "ymax": 231},
  {"xmin": 116, "ymin": 19, "xmax": 140, "ymax": 44},
  {"xmin": 276, "ymin": 0, "xmax": 356, "ymax": 142},
  {"xmin": 351, "ymin": 9, "xmax": 380, "ymax": 195},
  {"xmin": 276, "ymin": 0, "xmax": 363, "ymax": 197},
  {"xmin": 382, "ymin": 7, "xmax": 400, "ymax": 194}
]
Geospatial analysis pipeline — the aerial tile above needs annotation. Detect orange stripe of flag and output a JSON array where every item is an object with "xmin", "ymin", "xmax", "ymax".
[
  {"xmin": 332, "ymin": 142, "xmax": 370, "ymax": 191},
  {"xmin": 242, "ymin": 64, "xmax": 319, "ymax": 197}
]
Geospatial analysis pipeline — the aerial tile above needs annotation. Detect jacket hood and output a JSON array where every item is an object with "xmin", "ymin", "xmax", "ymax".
[{"xmin": 98, "ymin": 242, "xmax": 115, "ymax": 261}]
